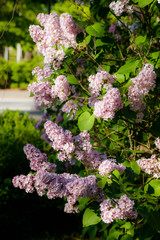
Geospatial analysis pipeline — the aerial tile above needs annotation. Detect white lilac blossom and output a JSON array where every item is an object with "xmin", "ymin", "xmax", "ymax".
[
  {"xmin": 109, "ymin": 0, "xmax": 133, "ymax": 16},
  {"xmin": 100, "ymin": 195, "xmax": 138, "ymax": 223},
  {"xmin": 128, "ymin": 64, "xmax": 156, "ymax": 122},
  {"xmin": 29, "ymin": 12, "xmax": 80, "ymax": 69}
]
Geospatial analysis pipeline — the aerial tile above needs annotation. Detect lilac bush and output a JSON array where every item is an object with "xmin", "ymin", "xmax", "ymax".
[{"xmin": 13, "ymin": 0, "xmax": 160, "ymax": 239}]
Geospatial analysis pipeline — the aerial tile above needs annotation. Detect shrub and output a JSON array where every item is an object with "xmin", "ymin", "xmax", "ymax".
[{"xmin": 0, "ymin": 55, "xmax": 43, "ymax": 89}]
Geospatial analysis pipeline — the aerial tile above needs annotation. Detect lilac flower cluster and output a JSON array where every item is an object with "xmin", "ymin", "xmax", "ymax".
[
  {"xmin": 62, "ymin": 99, "xmax": 83, "ymax": 120},
  {"xmin": 28, "ymin": 75, "xmax": 70, "ymax": 108},
  {"xmin": 88, "ymin": 70, "xmax": 116, "ymax": 97},
  {"xmin": 136, "ymin": 137, "xmax": 160, "ymax": 178},
  {"xmin": 73, "ymin": 130, "xmax": 107, "ymax": 169},
  {"xmin": 100, "ymin": 194, "xmax": 138, "ymax": 223},
  {"xmin": 23, "ymin": 144, "xmax": 56, "ymax": 172},
  {"xmin": 12, "ymin": 143, "xmax": 105, "ymax": 213},
  {"xmin": 155, "ymin": 137, "xmax": 160, "ymax": 151},
  {"xmin": 109, "ymin": 0, "xmax": 133, "ymax": 17},
  {"xmin": 13, "ymin": 170, "xmax": 104, "ymax": 213},
  {"xmin": 93, "ymin": 88, "xmax": 123, "ymax": 121},
  {"xmin": 98, "ymin": 159, "xmax": 126, "ymax": 178},
  {"xmin": 137, "ymin": 155, "xmax": 160, "ymax": 178},
  {"xmin": 44, "ymin": 120, "xmax": 126, "ymax": 174},
  {"xmin": 32, "ymin": 65, "xmax": 54, "ymax": 82},
  {"xmin": 29, "ymin": 12, "xmax": 80, "ymax": 69},
  {"xmin": 87, "ymin": 71, "xmax": 123, "ymax": 121},
  {"xmin": 44, "ymin": 120, "xmax": 75, "ymax": 164},
  {"xmin": 128, "ymin": 64, "xmax": 156, "ymax": 122},
  {"xmin": 44, "ymin": 120, "xmax": 106, "ymax": 168}
]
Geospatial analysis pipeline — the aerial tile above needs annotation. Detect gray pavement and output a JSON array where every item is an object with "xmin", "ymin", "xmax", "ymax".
[{"xmin": 0, "ymin": 89, "xmax": 43, "ymax": 119}]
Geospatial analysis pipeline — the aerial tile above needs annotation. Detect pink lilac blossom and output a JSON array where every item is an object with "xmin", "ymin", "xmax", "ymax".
[
  {"xmin": 29, "ymin": 12, "xmax": 80, "ymax": 69},
  {"xmin": 13, "ymin": 157, "xmax": 105, "ymax": 213},
  {"xmin": 137, "ymin": 154, "xmax": 160, "ymax": 178},
  {"xmin": 66, "ymin": 175, "xmax": 105, "ymax": 206},
  {"xmin": 62, "ymin": 99, "xmax": 83, "ymax": 120},
  {"xmin": 27, "ymin": 75, "xmax": 70, "ymax": 109},
  {"xmin": 109, "ymin": 0, "xmax": 133, "ymax": 17},
  {"xmin": 98, "ymin": 159, "xmax": 126, "ymax": 177},
  {"xmin": 32, "ymin": 65, "xmax": 54, "ymax": 82},
  {"xmin": 12, "ymin": 174, "xmax": 35, "ymax": 193},
  {"xmin": 93, "ymin": 88, "xmax": 123, "ymax": 121},
  {"xmin": 28, "ymin": 81, "xmax": 55, "ymax": 108},
  {"xmin": 44, "ymin": 120, "xmax": 75, "ymax": 163},
  {"xmin": 44, "ymin": 121, "xmax": 108, "ymax": 169},
  {"xmin": 155, "ymin": 137, "xmax": 160, "ymax": 151},
  {"xmin": 100, "ymin": 194, "xmax": 138, "ymax": 223},
  {"xmin": 128, "ymin": 64, "xmax": 156, "ymax": 122},
  {"xmin": 23, "ymin": 144, "xmax": 56, "ymax": 172},
  {"xmin": 74, "ymin": 131, "xmax": 107, "ymax": 169},
  {"xmin": 88, "ymin": 70, "xmax": 116, "ymax": 97}
]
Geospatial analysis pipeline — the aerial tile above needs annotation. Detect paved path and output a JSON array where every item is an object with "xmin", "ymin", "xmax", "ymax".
[{"xmin": 0, "ymin": 89, "xmax": 43, "ymax": 119}]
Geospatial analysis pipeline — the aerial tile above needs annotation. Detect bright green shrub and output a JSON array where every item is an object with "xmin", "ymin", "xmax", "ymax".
[{"xmin": 0, "ymin": 55, "xmax": 43, "ymax": 89}]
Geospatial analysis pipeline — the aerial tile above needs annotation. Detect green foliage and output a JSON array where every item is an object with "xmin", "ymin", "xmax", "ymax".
[
  {"xmin": 0, "ymin": 55, "xmax": 43, "ymax": 88},
  {"xmin": 83, "ymin": 208, "xmax": 101, "ymax": 227},
  {"xmin": 78, "ymin": 111, "xmax": 95, "ymax": 131}
]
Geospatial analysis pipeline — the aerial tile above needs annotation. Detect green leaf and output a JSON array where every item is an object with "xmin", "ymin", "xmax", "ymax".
[
  {"xmin": 119, "ymin": 80, "xmax": 132, "ymax": 94},
  {"xmin": 97, "ymin": 173, "xmax": 108, "ymax": 188},
  {"xmin": 146, "ymin": 179, "xmax": 160, "ymax": 196},
  {"xmin": 86, "ymin": 23, "xmax": 106, "ymax": 37},
  {"xmin": 120, "ymin": 235, "xmax": 133, "ymax": 240},
  {"xmin": 67, "ymin": 74, "xmax": 79, "ymax": 84},
  {"xmin": 29, "ymin": 92, "xmax": 34, "ymax": 97},
  {"xmin": 102, "ymin": 65, "xmax": 110, "ymax": 72},
  {"xmin": 117, "ymin": 60, "xmax": 140, "ymax": 75},
  {"xmin": 83, "ymin": 208, "xmax": 101, "ymax": 227},
  {"xmin": 86, "ymin": 35, "xmax": 91, "ymax": 44},
  {"xmin": 78, "ymin": 111, "xmax": 95, "ymax": 131},
  {"xmin": 96, "ymin": 39, "xmax": 107, "ymax": 47},
  {"xmin": 137, "ymin": 0, "xmax": 154, "ymax": 8},
  {"xmin": 150, "ymin": 51, "xmax": 160, "ymax": 60},
  {"xmin": 114, "ymin": 73, "xmax": 125, "ymax": 83},
  {"xmin": 78, "ymin": 197, "xmax": 90, "ymax": 211},
  {"xmin": 135, "ymin": 35, "xmax": 146, "ymax": 45},
  {"xmin": 112, "ymin": 169, "xmax": 121, "ymax": 179},
  {"xmin": 120, "ymin": 222, "xmax": 132, "ymax": 230},
  {"xmin": 131, "ymin": 161, "xmax": 141, "ymax": 175}
]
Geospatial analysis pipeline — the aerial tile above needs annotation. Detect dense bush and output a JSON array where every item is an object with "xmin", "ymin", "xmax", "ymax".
[
  {"xmin": 0, "ymin": 110, "xmax": 83, "ymax": 239},
  {"xmin": 12, "ymin": 0, "xmax": 160, "ymax": 240},
  {"xmin": 0, "ymin": 55, "xmax": 43, "ymax": 88}
]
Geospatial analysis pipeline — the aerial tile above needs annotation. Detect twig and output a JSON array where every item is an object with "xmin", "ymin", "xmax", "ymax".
[{"xmin": 0, "ymin": 0, "xmax": 18, "ymax": 40}]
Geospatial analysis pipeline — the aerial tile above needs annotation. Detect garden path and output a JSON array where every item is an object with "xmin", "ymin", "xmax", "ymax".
[{"xmin": 0, "ymin": 89, "xmax": 43, "ymax": 119}]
